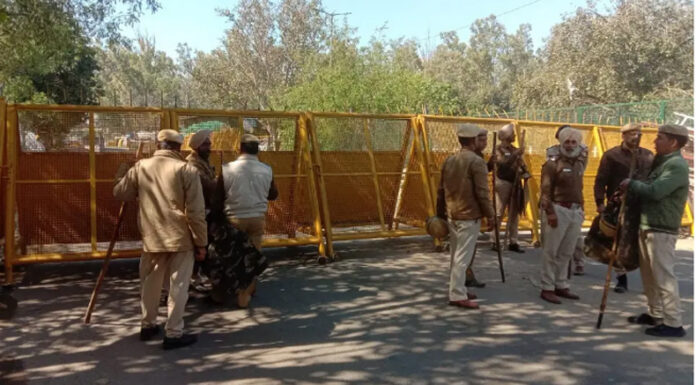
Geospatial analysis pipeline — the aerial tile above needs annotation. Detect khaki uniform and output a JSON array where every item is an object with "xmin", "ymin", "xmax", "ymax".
[
  {"xmin": 638, "ymin": 230, "xmax": 682, "ymax": 326},
  {"xmin": 493, "ymin": 143, "xmax": 523, "ymax": 245},
  {"xmin": 539, "ymin": 154, "xmax": 584, "ymax": 291},
  {"xmin": 545, "ymin": 144, "xmax": 588, "ymax": 269},
  {"xmin": 437, "ymin": 148, "xmax": 494, "ymax": 301},
  {"xmin": 114, "ymin": 149, "xmax": 207, "ymax": 338}
]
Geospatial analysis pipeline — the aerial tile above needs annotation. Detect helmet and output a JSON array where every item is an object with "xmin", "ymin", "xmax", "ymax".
[{"xmin": 426, "ymin": 216, "xmax": 449, "ymax": 239}]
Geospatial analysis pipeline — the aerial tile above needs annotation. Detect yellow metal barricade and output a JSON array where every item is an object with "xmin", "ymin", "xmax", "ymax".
[
  {"xmin": 306, "ymin": 112, "xmax": 434, "ymax": 248},
  {"xmin": 173, "ymin": 109, "xmax": 327, "ymax": 259},
  {"xmin": 4, "ymin": 105, "xmax": 165, "ymax": 283},
  {"xmin": 418, "ymin": 116, "xmax": 541, "ymax": 240},
  {"xmin": 2, "ymin": 104, "xmax": 693, "ymax": 284}
]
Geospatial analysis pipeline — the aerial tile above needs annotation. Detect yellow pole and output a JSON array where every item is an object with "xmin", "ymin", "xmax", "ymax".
[
  {"xmin": 298, "ymin": 114, "xmax": 326, "ymax": 257},
  {"xmin": 413, "ymin": 116, "xmax": 435, "ymax": 215},
  {"xmin": 514, "ymin": 122, "xmax": 540, "ymax": 243},
  {"xmin": 4, "ymin": 106, "xmax": 17, "ymax": 284},
  {"xmin": 363, "ymin": 118, "xmax": 386, "ymax": 231},
  {"xmin": 306, "ymin": 113, "xmax": 335, "ymax": 259},
  {"xmin": 160, "ymin": 110, "xmax": 170, "ymax": 131},
  {"xmin": 683, "ymin": 203, "xmax": 694, "ymax": 235},
  {"xmin": 286, "ymin": 118, "xmax": 303, "ymax": 238},
  {"xmin": 88, "ymin": 113, "xmax": 97, "ymax": 252},
  {"xmin": 392, "ymin": 121, "xmax": 415, "ymax": 230},
  {"xmin": 596, "ymin": 125, "xmax": 608, "ymax": 152},
  {"xmin": 170, "ymin": 109, "xmax": 179, "ymax": 131},
  {"xmin": 0, "ymin": 99, "xmax": 6, "ymax": 282},
  {"xmin": 592, "ymin": 126, "xmax": 605, "ymax": 157},
  {"xmin": 418, "ymin": 115, "xmax": 438, "ymax": 204}
]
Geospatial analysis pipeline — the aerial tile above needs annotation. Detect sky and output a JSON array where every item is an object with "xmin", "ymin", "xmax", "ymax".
[{"xmin": 124, "ymin": 0, "xmax": 612, "ymax": 58}]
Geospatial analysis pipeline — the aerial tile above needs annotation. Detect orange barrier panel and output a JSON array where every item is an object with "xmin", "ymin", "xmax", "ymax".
[{"xmin": 1, "ymin": 104, "xmax": 692, "ymax": 284}]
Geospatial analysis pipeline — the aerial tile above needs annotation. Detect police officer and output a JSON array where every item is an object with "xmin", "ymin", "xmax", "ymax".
[
  {"xmin": 114, "ymin": 129, "xmax": 207, "ymax": 349},
  {"xmin": 492, "ymin": 123, "xmax": 528, "ymax": 253},
  {"xmin": 594, "ymin": 122, "xmax": 653, "ymax": 293},
  {"xmin": 436, "ymin": 124, "xmax": 495, "ymax": 309},
  {"xmin": 539, "ymin": 127, "xmax": 584, "ymax": 304},
  {"xmin": 464, "ymin": 128, "xmax": 493, "ymax": 289},
  {"xmin": 546, "ymin": 125, "xmax": 588, "ymax": 276}
]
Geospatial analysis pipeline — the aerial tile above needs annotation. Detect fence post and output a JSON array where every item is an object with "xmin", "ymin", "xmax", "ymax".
[
  {"xmin": 88, "ymin": 112, "xmax": 97, "ymax": 253},
  {"xmin": 4, "ymin": 105, "xmax": 17, "ymax": 284},
  {"xmin": 658, "ymin": 100, "xmax": 667, "ymax": 124},
  {"xmin": 576, "ymin": 106, "xmax": 586, "ymax": 124}
]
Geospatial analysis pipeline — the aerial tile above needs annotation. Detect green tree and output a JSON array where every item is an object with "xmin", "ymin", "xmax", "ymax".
[
  {"xmin": 425, "ymin": 16, "xmax": 535, "ymax": 112},
  {"xmin": 0, "ymin": 0, "xmax": 160, "ymax": 104},
  {"xmin": 99, "ymin": 35, "xmax": 180, "ymax": 107},
  {"xmin": 514, "ymin": 0, "xmax": 693, "ymax": 107},
  {"xmin": 191, "ymin": 0, "xmax": 329, "ymax": 109}
]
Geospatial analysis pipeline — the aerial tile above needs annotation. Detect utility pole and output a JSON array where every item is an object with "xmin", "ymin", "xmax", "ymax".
[{"xmin": 318, "ymin": 8, "xmax": 351, "ymax": 67}]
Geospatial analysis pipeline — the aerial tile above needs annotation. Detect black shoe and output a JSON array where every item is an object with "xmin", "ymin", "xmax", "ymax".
[
  {"xmin": 162, "ymin": 333, "xmax": 198, "ymax": 350},
  {"xmin": 465, "ymin": 278, "xmax": 486, "ymax": 288},
  {"xmin": 645, "ymin": 324, "xmax": 686, "ymax": 338},
  {"xmin": 139, "ymin": 325, "xmax": 161, "ymax": 341},
  {"xmin": 614, "ymin": 274, "xmax": 628, "ymax": 293},
  {"xmin": 627, "ymin": 313, "xmax": 662, "ymax": 326},
  {"xmin": 508, "ymin": 243, "xmax": 525, "ymax": 253}
]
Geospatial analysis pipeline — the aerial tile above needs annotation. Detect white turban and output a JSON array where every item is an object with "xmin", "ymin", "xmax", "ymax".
[
  {"xmin": 558, "ymin": 127, "xmax": 582, "ymax": 144},
  {"xmin": 189, "ymin": 130, "xmax": 212, "ymax": 149}
]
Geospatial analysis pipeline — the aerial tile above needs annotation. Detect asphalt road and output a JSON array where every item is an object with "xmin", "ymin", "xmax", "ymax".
[{"xmin": 0, "ymin": 235, "xmax": 693, "ymax": 385}]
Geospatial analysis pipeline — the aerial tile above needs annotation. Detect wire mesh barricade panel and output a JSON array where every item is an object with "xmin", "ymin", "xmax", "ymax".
[
  {"xmin": 94, "ymin": 111, "xmax": 161, "ymax": 250},
  {"xmin": 17, "ymin": 182, "xmax": 91, "ymax": 253},
  {"xmin": 313, "ymin": 115, "xmax": 420, "ymax": 235},
  {"xmin": 15, "ymin": 110, "xmax": 93, "ymax": 253},
  {"xmin": 424, "ymin": 118, "xmax": 505, "ymax": 175},
  {"xmin": 423, "ymin": 118, "xmax": 512, "ymax": 226},
  {"xmin": 178, "ymin": 113, "xmax": 318, "ymax": 243}
]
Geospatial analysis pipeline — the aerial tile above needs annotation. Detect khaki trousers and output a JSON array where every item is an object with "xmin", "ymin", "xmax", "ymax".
[
  {"xmin": 495, "ymin": 178, "xmax": 520, "ymax": 245},
  {"xmin": 638, "ymin": 230, "xmax": 682, "ymax": 327},
  {"xmin": 448, "ymin": 219, "xmax": 480, "ymax": 301},
  {"xmin": 228, "ymin": 216, "xmax": 266, "ymax": 250},
  {"xmin": 140, "ymin": 251, "xmax": 194, "ymax": 338},
  {"xmin": 573, "ymin": 236, "xmax": 585, "ymax": 268},
  {"xmin": 541, "ymin": 204, "xmax": 583, "ymax": 290}
]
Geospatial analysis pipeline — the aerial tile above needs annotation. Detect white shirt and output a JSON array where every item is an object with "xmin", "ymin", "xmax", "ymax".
[{"xmin": 222, "ymin": 154, "xmax": 273, "ymax": 219}]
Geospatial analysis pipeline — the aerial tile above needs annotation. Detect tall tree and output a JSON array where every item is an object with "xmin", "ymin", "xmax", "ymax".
[
  {"xmin": 425, "ymin": 16, "xmax": 535, "ymax": 112},
  {"xmin": 514, "ymin": 0, "xmax": 693, "ymax": 107},
  {"xmin": 99, "ymin": 35, "xmax": 179, "ymax": 107},
  {"xmin": 192, "ymin": 0, "xmax": 329, "ymax": 109},
  {"xmin": 0, "ymin": 0, "xmax": 160, "ymax": 104}
]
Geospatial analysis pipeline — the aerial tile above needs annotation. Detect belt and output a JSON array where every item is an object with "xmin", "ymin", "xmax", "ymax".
[{"xmin": 554, "ymin": 201, "xmax": 582, "ymax": 209}]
